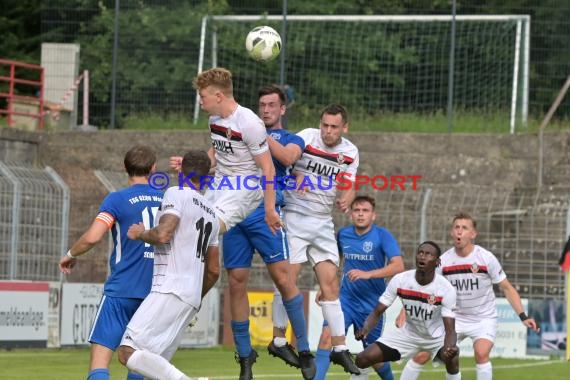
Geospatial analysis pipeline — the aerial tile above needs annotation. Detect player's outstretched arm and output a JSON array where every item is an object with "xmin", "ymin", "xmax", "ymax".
[
  {"xmin": 266, "ymin": 135, "xmax": 302, "ymax": 166},
  {"xmin": 498, "ymin": 278, "xmax": 541, "ymax": 332},
  {"xmin": 253, "ymin": 151, "xmax": 281, "ymax": 234},
  {"xmin": 441, "ymin": 316, "xmax": 459, "ymax": 360},
  {"xmin": 128, "ymin": 214, "xmax": 179, "ymax": 245},
  {"xmin": 59, "ymin": 219, "xmax": 108, "ymax": 274},
  {"xmin": 346, "ymin": 256, "xmax": 405, "ymax": 281},
  {"xmin": 356, "ymin": 302, "xmax": 388, "ymax": 340}
]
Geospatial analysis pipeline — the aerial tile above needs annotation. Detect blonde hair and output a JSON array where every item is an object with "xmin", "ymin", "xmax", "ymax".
[{"xmin": 193, "ymin": 67, "xmax": 233, "ymax": 96}]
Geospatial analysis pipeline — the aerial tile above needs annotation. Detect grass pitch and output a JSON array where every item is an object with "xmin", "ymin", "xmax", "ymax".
[{"xmin": 0, "ymin": 346, "xmax": 567, "ymax": 379}]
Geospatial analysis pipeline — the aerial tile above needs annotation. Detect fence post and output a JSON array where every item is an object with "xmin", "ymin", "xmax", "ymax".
[
  {"xmin": 45, "ymin": 167, "xmax": 70, "ymax": 282},
  {"xmin": 420, "ymin": 188, "xmax": 432, "ymax": 243},
  {"xmin": 0, "ymin": 162, "xmax": 21, "ymax": 279}
]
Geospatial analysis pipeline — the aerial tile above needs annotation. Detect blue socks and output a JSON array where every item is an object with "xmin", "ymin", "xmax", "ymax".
[
  {"xmin": 126, "ymin": 372, "xmax": 144, "ymax": 380},
  {"xmin": 231, "ymin": 320, "xmax": 252, "ymax": 358},
  {"xmin": 283, "ymin": 293, "xmax": 310, "ymax": 352},
  {"xmin": 314, "ymin": 348, "xmax": 331, "ymax": 380},
  {"xmin": 87, "ymin": 368, "xmax": 109, "ymax": 380},
  {"xmin": 375, "ymin": 361, "xmax": 394, "ymax": 380}
]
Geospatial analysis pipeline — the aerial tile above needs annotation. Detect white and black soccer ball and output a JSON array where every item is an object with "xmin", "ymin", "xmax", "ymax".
[{"xmin": 245, "ymin": 26, "xmax": 282, "ymax": 62}]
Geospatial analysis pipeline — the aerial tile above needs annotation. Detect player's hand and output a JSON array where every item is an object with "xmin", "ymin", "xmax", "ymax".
[
  {"xmin": 441, "ymin": 345, "xmax": 459, "ymax": 360},
  {"xmin": 169, "ymin": 156, "xmax": 183, "ymax": 172},
  {"xmin": 523, "ymin": 317, "xmax": 540, "ymax": 332},
  {"xmin": 265, "ymin": 209, "xmax": 283, "ymax": 235},
  {"xmin": 293, "ymin": 172, "xmax": 308, "ymax": 195},
  {"xmin": 346, "ymin": 269, "xmax": 370, "ymax": 281},
  {"xmin": 127, "ymin": 222, "xmax": 145, "ymax": 240},
  {"xmin": 395, "ymin": 309, "xmax": 407, "ymax": 328},
  {"xmin": 336, "ymin": 198, "xmax": 350, "ymax": 214},
  {"xmin": 58, "ymin": 255, "xmax": 77, "ymax": 274},
  {"xmin": 354, "ymin": 327, "xmax": 368, "ymax": 341},
  {"xmin": 314, "ymin": 290, "xmax": 324, "ymax": 305}
]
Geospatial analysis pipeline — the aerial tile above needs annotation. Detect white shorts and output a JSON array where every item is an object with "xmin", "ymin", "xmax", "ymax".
[
  {"xmin": 120, "ymin": 292, "xmax": 198, "ymax": 360},
  {"xmin": 456, "ymin": 317, "xmax": 498, "ymax": 344},
  {"xmin": 204, "ymin": 176, "xmax": 262, "ymax": 230},
  {"xmin": 377, "ymin": 328, "xmax": 444, "ymax": 363},
  {"xmin": 283, "ymin": 210, "xmax": 339, "ymax": 266}
]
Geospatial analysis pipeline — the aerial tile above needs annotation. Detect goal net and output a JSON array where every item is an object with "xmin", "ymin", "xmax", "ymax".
[{"xmin": 196, "ymin": 15, "xmax": 529, "ymax": 132}]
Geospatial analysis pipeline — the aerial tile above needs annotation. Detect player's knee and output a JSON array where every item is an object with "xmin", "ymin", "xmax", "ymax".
[
  {"xmin": 376, "ymin": 342, "xmax": 401, "ymax": 362},
  {"xmin": 117, "ymin": 345, "xmax": 133, "ymax": 366},
  {"xmin": 414, "ymin": 350, "xmax": 431, "ymax": 364}
]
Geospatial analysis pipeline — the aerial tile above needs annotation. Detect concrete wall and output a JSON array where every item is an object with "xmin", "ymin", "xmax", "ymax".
[{"xmin": 2, "ymin": 128, "xmax": 569, "ymax": 282}]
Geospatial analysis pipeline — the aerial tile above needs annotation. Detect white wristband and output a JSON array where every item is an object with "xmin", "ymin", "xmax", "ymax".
[{"xmin": 66, "ymin": 250, "xmax": 76, "ymax": 259}]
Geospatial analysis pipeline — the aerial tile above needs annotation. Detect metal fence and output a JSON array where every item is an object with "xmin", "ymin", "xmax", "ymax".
[
  {"xmin": 92, "ymin": 169, "xmax": 570, "ymax": 301},
  {"xmin": 39, "ymin": 1, "xmax": 570, "ymax": 129},
  {"xmin": 0, "ymin": 161, "xmax": 69, "ymax": 281}
]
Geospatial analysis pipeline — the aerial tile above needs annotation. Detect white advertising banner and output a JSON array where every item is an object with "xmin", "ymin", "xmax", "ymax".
[
  {"xmin": 308, "ymin": 292, "xmax": 527, "ymax": 358},
  {"xmin": 0, "ymin": 281, "xmax": 49, "ymax": 348},
  {"xmin": 179, "ymin": 287, "xmax": 220, "ymax": 348},
  {"xmin": 60, "ymin": 283, "xmax": 104, "ymax": 346},
  {"xmin": 47, "ymin": 281, "xmax": 61, "ymax": 348}
]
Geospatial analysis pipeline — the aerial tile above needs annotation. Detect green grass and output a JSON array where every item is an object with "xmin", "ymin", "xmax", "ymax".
[{"xmin": 0, "ymin": 347, "xmax": 567, "ymax": 379}]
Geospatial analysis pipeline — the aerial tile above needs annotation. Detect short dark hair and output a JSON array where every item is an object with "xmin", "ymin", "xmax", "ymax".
[
  {"xmin": 320, "ymin": 104, "xmax": 348, "ymax": 124},
  {"xmin": 351, "ymin": 195, "xmax": 375, "ymax": 210},
  {"xmin": 258, "ymin": 85, "xmax": 286, "ymax": 105},
  {"xmin": 418, "ymin": 241, "xmax": 442, "ymax": 257},
  {"xmin": 181, "ymin": 150, "xmax": 211, "ymax": 179},
  {"xmin": 453, "ymin": 211, "xmax": 477, "ymax": 230},
  {"xmin": 124, "ymin": 145, "xmax": 156, "ymax": 177}
]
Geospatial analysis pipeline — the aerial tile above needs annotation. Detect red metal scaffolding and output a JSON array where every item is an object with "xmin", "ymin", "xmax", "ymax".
[{"xmin": 0, "ymin": 59, "xmax": 45, "ymax": 130}]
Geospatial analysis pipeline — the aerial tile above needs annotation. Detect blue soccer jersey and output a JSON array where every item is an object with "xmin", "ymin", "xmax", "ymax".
[
  {"xmin": 222, "ymin": 128, "xmax": 304, "ymax": 269},
  {"xmin": 338, "ymin": 225, "xmax": 401, "ymax": 313},
  {"xmin": 98, "ymin": 184, "xmax": 163, "ymax": 299}
]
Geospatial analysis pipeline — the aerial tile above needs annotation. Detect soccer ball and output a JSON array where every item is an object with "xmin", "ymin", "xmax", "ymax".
[{"xmin": 245, "ymin": 26, "xmax": 282, "ymax": 62}]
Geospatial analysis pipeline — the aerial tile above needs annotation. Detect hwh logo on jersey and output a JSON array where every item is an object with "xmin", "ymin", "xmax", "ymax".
[
  {"xmin": 306, "ymin": 160, "xmax": 341, "ymax": 177},
  {"xmin": 212, "ymin": 139, "xmax": 234, "ymax": 154},
  {"xmin": 450, "ymin": 277, "xmax": 480, "ymax": 291},
  {"xmin": 404, "ymin": 304, "xmax": 434, "ymax": 320}
]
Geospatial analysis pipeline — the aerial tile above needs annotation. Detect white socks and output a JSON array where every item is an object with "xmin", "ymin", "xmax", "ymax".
[
  {"xmin": 321, "ymin": 299, "xmax": 345, "ymax": 339},
  {"xmin": 400, "ymin": 360, "xmax": 424, "ymax": 380},
  {"xmin": 446, "ymin": 372, "xmax": 462, "ymax": 380},
  {"xmin": 126, "ymin": 350, "xmax": 187, "ymax": 380},
  {"xmin": 272, "ymin": 289, "xmax": 289, "ymax": 330},
  {"xmin": 476, "ymin": 362, "xmax": 492, "ymax": 380}
]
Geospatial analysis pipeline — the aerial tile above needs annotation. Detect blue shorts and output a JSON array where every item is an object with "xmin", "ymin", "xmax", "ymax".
[
  {"xmin": 223, "ymin": 205, "xmax": 289, "ymax": 269},
  {"xmin": 342, "ymin": 300, "xmax": 385, "ymax": 348},
  {"xmin": 89, "ymin": 295, "xmax": 144, "ymax": 350}
]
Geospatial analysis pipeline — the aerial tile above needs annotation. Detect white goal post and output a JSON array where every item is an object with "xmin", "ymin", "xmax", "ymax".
[{"xmin": 196, "ymin": 15, "xmax": 530, "ymax": 133}]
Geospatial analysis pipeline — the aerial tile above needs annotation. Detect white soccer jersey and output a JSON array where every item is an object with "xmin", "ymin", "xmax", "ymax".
[
  {"xmin": 437, "ymin": 245, "xmax": 507, "ymax": 323},
  {"xmin": 284, "ymin": 128, "xmax": 359, "ymax": 216},
  {"xmin": 151, "ymin": 186, "xmax": 220, "ymax": 308},
  {"xmin": 380, "ymin": 270, "xmax": 456, "ymax": 339},
  {"xmin": 209, "ymin": 105, "xmax": 269, "ymax": 177}
]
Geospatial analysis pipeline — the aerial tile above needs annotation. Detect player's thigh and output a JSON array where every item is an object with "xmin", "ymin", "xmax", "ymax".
[
  {"xmin": 246, "ymin": 208, "xmax": 289, "ymax": 264},
  {"xmin": 222, "ymin": 224, "xmax": 255, "ymax": 269},
  {"xmin": 205, "ymin": 183, "xmax": 262, "ymax": 230},
  {"xmin": 89, "ymin": 295, "xmax": 143, "ymax": 350},
  {"xmin": 283, "ymin": 210, "xmax": 310, "ymax": 264},
  {"xmin": 377, "ymin": 329, "xmax": 424, "ymax": 361},
  {"xmin": 121, "ymin": 292, "xmax": 196, "ymax": 358},
  {"xmin": 307, "ymin": 217, "xmax": 339, "ymax": 266},
  {"xmin": 457, "ymin": 317, "xmax": 498, "ymax": 344}
]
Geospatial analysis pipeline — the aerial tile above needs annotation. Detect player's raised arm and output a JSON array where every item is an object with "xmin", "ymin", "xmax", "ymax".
[
  {"xmin": 266, "ymin": 135, "xmax": 303, "ymax": 167},
  {"xmin": 498, "ymin": 278, "xmax": 540, "ymax": 332},
  {"xmin": 253, "ymin": 150, "xmax": 281, "ymax": 234}
]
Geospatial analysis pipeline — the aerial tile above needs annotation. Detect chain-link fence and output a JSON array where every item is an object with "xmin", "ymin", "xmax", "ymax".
[
  {"xmin": 0, "ymin": 161, "xmax": 69, "ymax": 281},
  {"xmin": 39, "ymin": 1, "xmax": 570, "ymax": 130}
]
